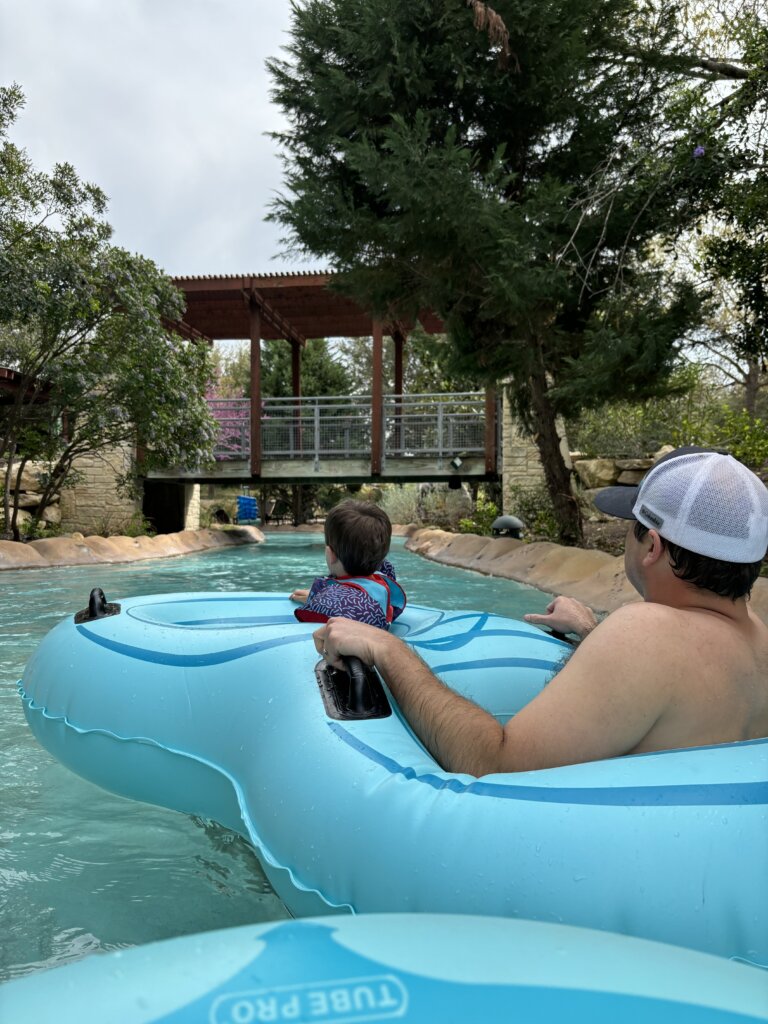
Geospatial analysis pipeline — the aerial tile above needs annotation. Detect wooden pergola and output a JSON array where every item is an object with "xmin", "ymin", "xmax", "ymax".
[
  {"xmin": 0, "ymin": 367, "xmax": 51, "ymax": 405},
  {"xmin": 173, "ymin": 271, "xmax": 496, "ymax": 479}
]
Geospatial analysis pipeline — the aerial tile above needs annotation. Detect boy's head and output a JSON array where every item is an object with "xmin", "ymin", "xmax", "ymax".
[{"xmin": 324, "ymin": 499, "xmax": 392, "ymax": 576}]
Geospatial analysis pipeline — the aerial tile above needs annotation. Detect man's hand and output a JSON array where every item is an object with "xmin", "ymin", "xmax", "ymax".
[
  {"xmin": 524, "ymin": 595, "xmax": 599, "ymax": 640},
  {"xmin": 289, "ymin": 588, "xmax": 310, "ymax": 604},
  {"xmin": 313, "ymin": 617, "xmax": 394, "ymax": 669}
]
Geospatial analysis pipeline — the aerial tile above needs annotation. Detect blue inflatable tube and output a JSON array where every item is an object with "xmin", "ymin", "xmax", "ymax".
[
  {"xmin": 2, "ymin": 915, "xmax": 766, "ymax": 1023},
  {"xmin": 18, "ymin": 592, "xmax": 768, "ymax": 962}
]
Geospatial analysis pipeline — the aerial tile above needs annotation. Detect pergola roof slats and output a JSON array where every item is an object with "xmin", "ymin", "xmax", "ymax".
[{"xmin": 173, "ymin": 272, "xmax": 444, "ymax": 341}]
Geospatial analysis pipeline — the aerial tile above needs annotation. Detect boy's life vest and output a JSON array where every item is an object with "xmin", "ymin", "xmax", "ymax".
[{"xmin": 294, "ymin": 571, "xmax": 407, "ymax": 627}]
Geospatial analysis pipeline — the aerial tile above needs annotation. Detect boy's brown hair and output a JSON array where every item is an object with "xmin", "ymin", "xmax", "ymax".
[{"xmin": 324, "ymin": 499, "xmax": 392, "ymax": 576}]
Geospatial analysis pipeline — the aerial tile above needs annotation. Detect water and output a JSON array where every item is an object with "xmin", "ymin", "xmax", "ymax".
[{"xmin": 0, "ymin": 534, "xmax": 552, "ymax": 982}]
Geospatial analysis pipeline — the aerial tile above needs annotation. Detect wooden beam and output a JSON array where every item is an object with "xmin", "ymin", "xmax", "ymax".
[
  {"xmin": 250, "ymin": 302, "xmax": 262, "ymax": 478},
  {"xmin": 392, "ymin": 326, "xmax": 405, "ymax": 452},
  {"xmin": 291, "ymin": 339, "xmax": 302, "ymax": 456},
  {"xmin": 243, "ymin": 283, "xmax": 305, "ymax": 349},
  {"xmin": 371, "ymin": 320, "xmax": 384, "ymax": 475},
  {"xmin": 484, "ymin": 386, "xmax": 497, "ymax": 474},
  {"xmin": 392, "ymin": 326, "xmax": 405, "ymax": 397},
  {"xmin": 291, "ymin": 339, "xmax": 302, "ymax": 398}
]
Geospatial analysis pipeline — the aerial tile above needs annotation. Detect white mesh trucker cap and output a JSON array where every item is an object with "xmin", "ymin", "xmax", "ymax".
[{"xmin": 593, "ymin": 447, "xmax": 768, "ymax": 563}]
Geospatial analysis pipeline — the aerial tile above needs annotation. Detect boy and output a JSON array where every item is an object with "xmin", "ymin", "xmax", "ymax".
[{"xmin": 290, "ymin": 500, "xmax": 406, "ymax": 629}]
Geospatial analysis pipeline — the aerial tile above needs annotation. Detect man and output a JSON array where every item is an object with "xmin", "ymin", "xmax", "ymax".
[{"xmin": 314, "ymin": 447, "xmax": 768, "ymax": 775}]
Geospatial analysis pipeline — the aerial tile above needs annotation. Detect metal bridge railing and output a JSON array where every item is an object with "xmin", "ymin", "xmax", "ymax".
[{"xmin": 209, "ymin": 393, "xmax": 488, "ymax": 463}]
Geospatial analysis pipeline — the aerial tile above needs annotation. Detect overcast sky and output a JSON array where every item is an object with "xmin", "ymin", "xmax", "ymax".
[{"xmin": 0, "ymin": 0, "xmax": 320, "ymax": 277}]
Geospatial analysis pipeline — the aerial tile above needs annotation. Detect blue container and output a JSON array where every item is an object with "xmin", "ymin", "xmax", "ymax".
[{"xmin": 236, "ymin": 495, "xmax": 259, "ymax": 523}]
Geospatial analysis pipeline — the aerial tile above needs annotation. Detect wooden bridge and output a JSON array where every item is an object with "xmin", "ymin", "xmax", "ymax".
[
  {"xmin": 146, "ymin": 273, "xmax": 499, "ymax": 486},
  {"xmin": 150, "ymin": 391, "xmax": 498, "ymax": 484}
]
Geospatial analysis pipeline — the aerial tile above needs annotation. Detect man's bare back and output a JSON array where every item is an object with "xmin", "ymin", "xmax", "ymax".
[
  {"xmin": 315, "ymin": 449, "xmax": 768, "ymax": 776},
  {"xmin": 627, "ymin": 604, "xmax": 768, "ymax": 751},
  {"xmin": 534, "ymin": 598, "xmax": 768, "ymax": 760}
]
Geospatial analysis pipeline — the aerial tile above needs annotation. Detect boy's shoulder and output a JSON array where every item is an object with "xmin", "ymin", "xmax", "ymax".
[{"xmin": 378, "ymin": 558, "xmax": 397, "ymax": 581}]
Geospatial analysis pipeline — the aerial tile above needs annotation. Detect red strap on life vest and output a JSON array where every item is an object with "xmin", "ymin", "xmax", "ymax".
[{"xmin": 294, "ymin": 608, "xmax": 330, "ymax": 623}]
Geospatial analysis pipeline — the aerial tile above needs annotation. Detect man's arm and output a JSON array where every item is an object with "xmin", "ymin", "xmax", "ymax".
[
  {"xmin": 315, "ymin": 605, "xmax": 672, "ymax": 775},
  {"xmin": 315, "ymin": 618, "xmax": 507, "ymax": 775}
]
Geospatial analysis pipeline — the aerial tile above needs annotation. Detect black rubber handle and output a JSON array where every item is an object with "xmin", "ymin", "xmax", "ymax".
[
  {"xmin": 74, "ymin": 588, "xmax": 121, "ymax": 624},
  {"xmin": 89, "ymin": 588, "xmax": 109, "ymax": 618},
  {"xmin": 540, "ymin": 626, "xmax": 578, "ymax": 647},
  {"xmin": 343, "ymin": 655, "xmax": 374, "ymax": 714}
]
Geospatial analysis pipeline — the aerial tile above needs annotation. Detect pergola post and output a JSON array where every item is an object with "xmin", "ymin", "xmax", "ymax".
[
  {"xmin": 484, "ymin": 385, "xmax": 497, "ymax": 475},
  {"xmin": 393, "ymin": 327, "xmax": 404, "ymax": 397},
  {"xmin": 371, "ymin": 320, "xmax": 384, "ymax": 475},
  {"xmin": 291, "ymin": 339, "xmax": 301, "ymax": 398},
  {"xmin": 291, "ymin": 339, "xmax": 302, "ymax": 456},
  {"xmin": 249, "ymin": 301, "xmax": 262, "ymax": 477},
  {"xmin": 392, "ymin": 326, "xmax": 405, "ymax": 453}
]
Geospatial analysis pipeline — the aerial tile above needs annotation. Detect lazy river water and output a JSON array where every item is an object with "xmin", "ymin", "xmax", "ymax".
[{"xmin": 0, "ymin": 533, "xmax": 552, "ymax": 982}]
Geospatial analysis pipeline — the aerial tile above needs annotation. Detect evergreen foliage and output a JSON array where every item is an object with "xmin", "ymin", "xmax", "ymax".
[
  {"xmin": 0, "ymin": 87, "xmax": 217, "ymax": 539},
  {"xmin": 268, "ymin": 0, "xmax": 765, "ymax": 543}
]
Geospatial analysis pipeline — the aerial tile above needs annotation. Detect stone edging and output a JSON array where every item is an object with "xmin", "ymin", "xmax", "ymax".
[
  {"xmin": 403, "ymin": 525, "xmax": 768, "ymax": 624},
  {"xmin": 0, "ymin": 526, "xmax": 264, "ymax": 571}
]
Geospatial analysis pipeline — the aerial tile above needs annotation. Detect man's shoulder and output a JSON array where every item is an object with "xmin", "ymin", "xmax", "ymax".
[
  {"xmin": 577, "ymin": 600, "xmax": 681, "ymax": 662},
  {"xmin": 599, "ymin": 600, "xmax": 677, "ymax": 628}
]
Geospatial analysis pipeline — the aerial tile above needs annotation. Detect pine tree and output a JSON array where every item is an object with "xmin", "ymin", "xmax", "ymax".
[{"xmin": 268, "ymin": 0, "xmax": 764, "ymax": 543}]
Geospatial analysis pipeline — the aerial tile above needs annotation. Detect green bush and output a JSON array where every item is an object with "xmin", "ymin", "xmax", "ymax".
[
  {"xmin": 377, "ymin": 484, "xmax": 421, "ymax": 525},
  {"xmin": 458, "ymin": 497, "xmax": 499, "ymax": 535},
  {"xmin": 378, "ymin": 483, "xmax": 472, "ymax": 531},
  {"xmin": 505, "ymin": 482, "xmax": 559, "ymax": 542},
  {"xmin": 674, "ymin": 405, "xmax": 768, "ymax": 472},
  {"xmin": 567, "ymin": 365, "xmax": 718, "ymax": 458},
  {"xmin": 93, "ymin": 510, "xmax": 156, "ymax": 538}
]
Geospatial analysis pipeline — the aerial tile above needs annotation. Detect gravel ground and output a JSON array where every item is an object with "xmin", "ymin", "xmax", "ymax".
[{"xmin": 582, "ymin": 518, "xmax": 630, "ymax": 556}]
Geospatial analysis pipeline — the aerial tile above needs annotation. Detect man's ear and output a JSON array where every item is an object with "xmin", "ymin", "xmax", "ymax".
[{"xmin": 643, "ymin": 529, "xmax": 666, "ymax": 566}]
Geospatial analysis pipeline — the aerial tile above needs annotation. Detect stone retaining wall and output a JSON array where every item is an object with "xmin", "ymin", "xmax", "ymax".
[
  {"xmin": 501, "ymin": 391, "xmax": 572, "ymax": 514},
  {"xmin": 0, "ymin": 459, "xmax": 61, "ymax": 533},
  {"xmin": 59, "ymin": 444, "xmax": 141, "ymax": 535},
  {"xmin": 0, "ymin": 525, "xmax": 264, "ymax": 571}
]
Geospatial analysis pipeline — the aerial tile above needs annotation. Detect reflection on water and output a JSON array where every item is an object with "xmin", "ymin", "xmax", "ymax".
[{"xmin": 0, "ymin": 534, "xmax": 551, "ymax": 981}]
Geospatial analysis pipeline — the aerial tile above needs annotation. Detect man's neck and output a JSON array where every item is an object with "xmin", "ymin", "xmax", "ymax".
[{"xmin": 644, "ymin": 573, "xmax": 750, "ymax": 625}]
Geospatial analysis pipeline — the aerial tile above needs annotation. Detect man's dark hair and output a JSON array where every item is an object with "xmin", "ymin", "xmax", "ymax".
[
  {"xmin": 633, "ymin": 522, "xmax": 762, "ymax": 600},
  {"xmin": 325, "ymin": 499, "xmax": 392, "ymax": 576}
]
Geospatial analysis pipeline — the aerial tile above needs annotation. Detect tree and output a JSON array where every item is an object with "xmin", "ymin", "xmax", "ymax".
[
  {"xmin": 267, "ymin": 0, "xmax": 764, "ymax": 543},
  {"xmin": 335, "ymin": 324, "xmax": 482, "ymax": 395},
  {"xmin": 215, "ymin": 337, "xmax": 352, "ymax": 398},
  {"xmin": 648, "ymin": 2, "xmax": 768, "ymax": 415},
  {"xmin": 0, "ymin": 86, "xmax": 217, "ymax": 539}
]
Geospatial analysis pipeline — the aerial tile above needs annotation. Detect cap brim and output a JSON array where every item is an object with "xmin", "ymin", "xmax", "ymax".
[{"xmin": 593, "ymin": 485, "xmax": 639, "ymax": 519}]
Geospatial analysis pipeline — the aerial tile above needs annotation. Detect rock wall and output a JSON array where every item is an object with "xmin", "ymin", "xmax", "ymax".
[
  {"xmin": 0, "ymin": 525, "xmax": 264, "ymax": 571},
  {"xmin": 403, "ymin": 526, "xmax": 768, "ymax": 625},
  {"xmin": 0, "ymin": 460, "xmax": 60, "ymax": 533},
  {"xmin": 59, "ymin": 444, "xmax": 141, "ymax": 535},
  {"xmin": 501, "ymin": 390, "xmax": 572, "ymax": 514},
  {"xmin": 183, "ymin": 483, "xmax": 201, "ymax": 530}
]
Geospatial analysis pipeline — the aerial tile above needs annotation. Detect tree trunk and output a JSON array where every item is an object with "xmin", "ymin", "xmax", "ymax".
[
  {"xmin": 10, "ymin": 454, "xmax": 28, "ymax": 542},
  {"xmin": 528, "ymin": 368, "xmax": 582, "ymax": 546},
  {"xmin": 292, "ymin": 483, "xmax": 303, "ymax": 527},
  {"xmin": 744, "ymin": 359, "xmax": 760, "ymax": 418},
  {"xmin": 1, "ymin": 440, "xmax": 18, "ymax": 541}
]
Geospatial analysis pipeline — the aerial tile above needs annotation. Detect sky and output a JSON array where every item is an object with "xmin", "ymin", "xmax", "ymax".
[{"xmin": 0, "ymin": 0, "xmax": 320, "ymax": 278}]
